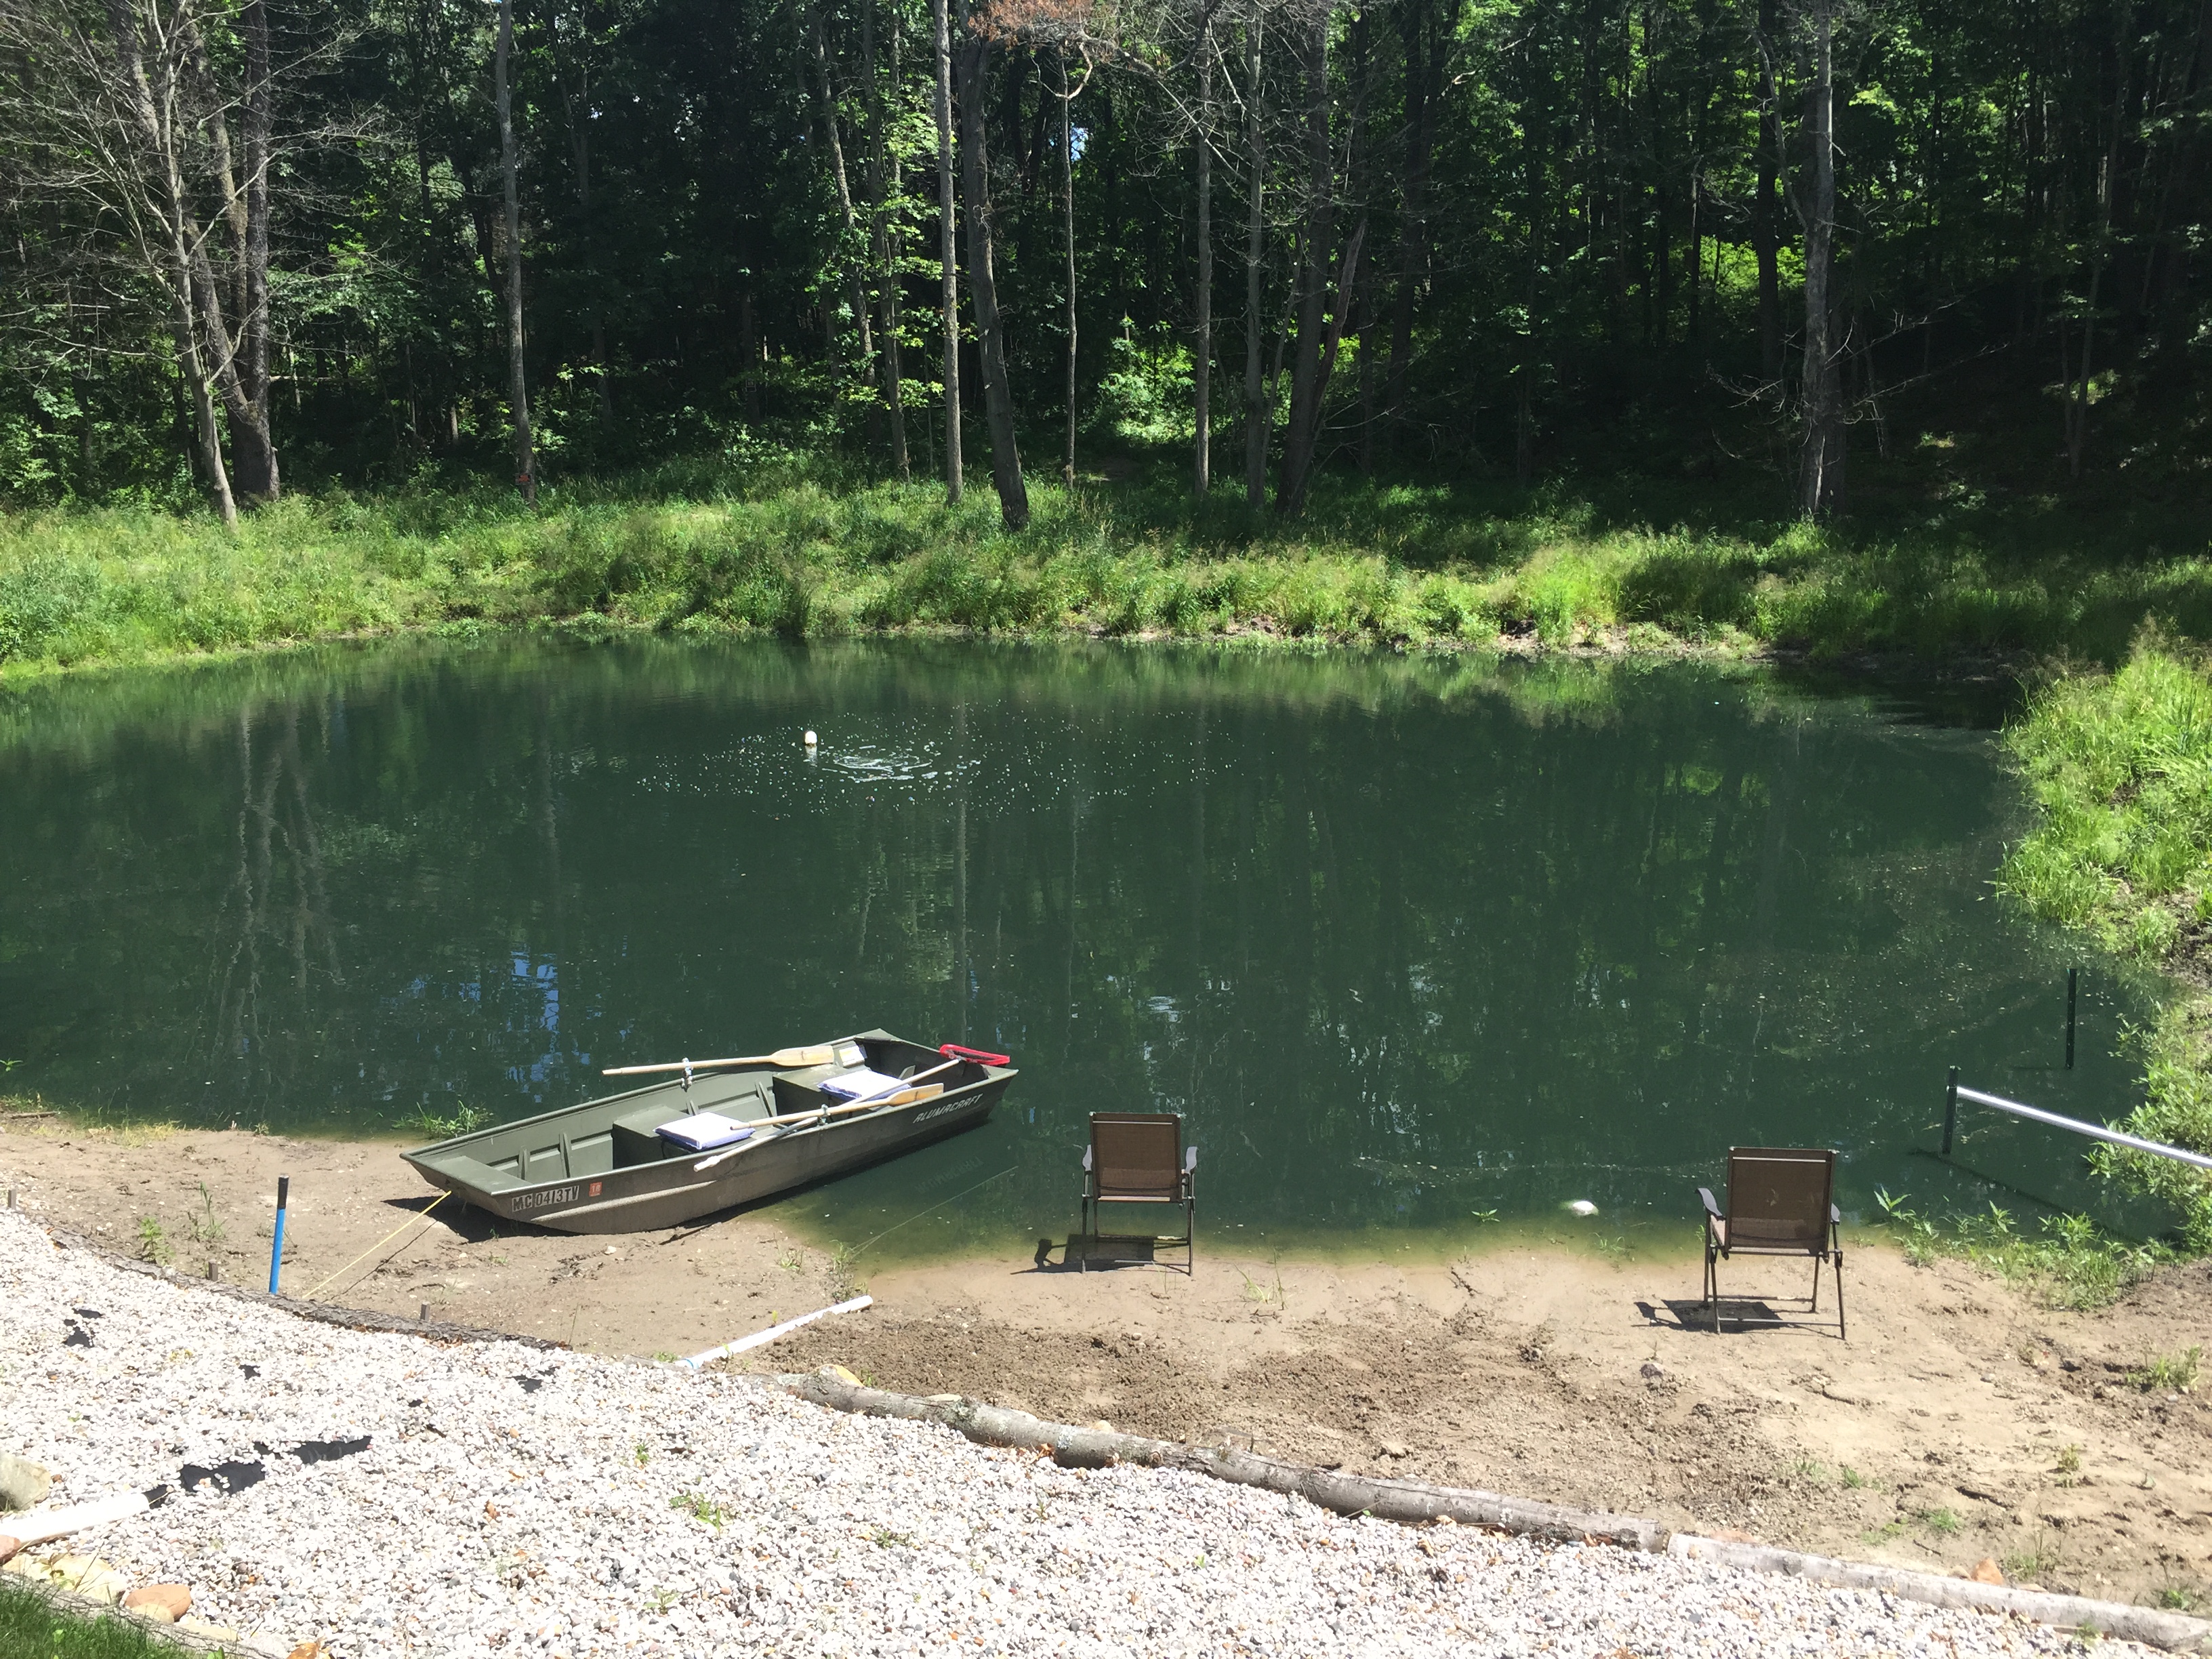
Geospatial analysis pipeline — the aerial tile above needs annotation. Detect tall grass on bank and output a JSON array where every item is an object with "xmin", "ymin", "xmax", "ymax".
[
  {"xmin": 6, "ymin": 457, "xmax": 2212, "ymax": 676},
  {"xmin": 0, "ymin": 1576, "xmax": 207, "ymax": 1658},
  {"xmin": 2000, "ymin": 634, "xmax": 2212, "ymax": 1251}
]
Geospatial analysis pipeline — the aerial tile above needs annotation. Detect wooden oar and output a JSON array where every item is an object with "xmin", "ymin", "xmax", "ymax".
[
  {"xmin": 693, "ymin": 1060, "xmax": 962, "ymax": 1172},
  {"xmin": 689, "ymin": 1086, "xmax": 945, "ymax": 1174},
  {"xmin": 602, "ymin": 1044, "xmax": 836, "ymax": 1078}
]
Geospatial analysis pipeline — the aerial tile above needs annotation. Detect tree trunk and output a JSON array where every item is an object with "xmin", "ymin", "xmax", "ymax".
[
  {"xmin": 1242, "ymin": 15, "xmax": 1268, "ymax": 508},
  {"xmin": 495, "ymin": 0, "xmax": 535, "ymax": 504},
  {"xmin": 777, "ymin": 1370, "xmax": 1666, "ymax": 1551},
  {"xmin": 232, "ymin": 0, "xmax": 277, "ymax": 500},
  {"xmin": 1685, "ymin": 167, "xmax": 1701, "ymax": 345},
  {"xmin": 1193, "ymin": 14, "xmax": 1214, "ymax": 497},
  {"xmin": 171, "ymin": 274, "xmax": 237, "ymax": 527},
  {"xmin": 1357, "ymin": 258, "xmax": 1374, "ymax": 475},
  {"xmin": 176, "ymin": 10, "xmax": 274, "ymax": 502},
  {"xmin": 550, "ymin": 0, "xmax": 610, "ymax": 416},
  {"xmin": 1797, "ymin": 0, "xmax": 1841, "ymax": 516},
  {"xmin": 932, "ymin": 0, "xmax": 963, "ymax": 501},
  {"xmin": 109, "ymin": 0, "xmax": 237, "ymax": 523},
  {"xmin": 864, "ymin": 0, "xmax": 908, "ymax": 478},
  {"xmin": 2065, "ymin": 0, "xmax": 2132, "ymax": 475},
  {"xmin": 1061, "ymin": 47, "xmax": 1078, "ymax": 487},
  {"xmin": 1754, "ymin": 0, "xmax": 1784, "ymax": 394},
  {"xmin": 809, "ymin": 3, "xmax": 879, "ymax": 412},
  {"xmin": 740, "ymin": 288, "xmax": 760, "ymax": 422},
  {"xmin": 1275, "ymin": 9, "xmax": 1333, "ymax": 517},
  {"xmin": 1385, "ymin": 0, "xmax": 1431, "ymax": 459},
  {"xmin": 954, "ymin": 17, "xmax": 1029, "ymax": 529}
]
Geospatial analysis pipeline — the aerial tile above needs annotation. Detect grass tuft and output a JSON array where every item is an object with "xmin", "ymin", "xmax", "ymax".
[
  {"xmin": 670, "ymin": 1490, "xmax": 724, "ymax": 1530},
  {"xmin": 2128, "ymin": 1345, "xmax": 2202, "ymax": 1393}
]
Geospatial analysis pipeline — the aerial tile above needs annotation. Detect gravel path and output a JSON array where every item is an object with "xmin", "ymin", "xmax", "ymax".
[{"xmin": 0, "ymin": 1210, "xmax": 2144, "ymax": 1658}]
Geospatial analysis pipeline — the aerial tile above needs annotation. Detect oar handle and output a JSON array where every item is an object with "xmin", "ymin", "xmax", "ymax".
[{"xmin": 604, "ymin": 1056, "xmax": 756, "ymax": 1078}]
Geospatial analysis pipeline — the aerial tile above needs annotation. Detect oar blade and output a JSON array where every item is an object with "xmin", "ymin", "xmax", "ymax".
[{"xmin": 768, "ymin": 1044, "xmax": 836, "ymax": 1068}]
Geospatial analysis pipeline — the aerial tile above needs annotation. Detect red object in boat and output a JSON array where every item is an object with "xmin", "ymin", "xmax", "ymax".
[{"xmin": 939, "ymin": 1043, "xmax": 1012, "ymax": 1067}]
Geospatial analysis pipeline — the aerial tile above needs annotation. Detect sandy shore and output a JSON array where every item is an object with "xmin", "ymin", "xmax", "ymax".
[{"xmin": 4, "ymin": 1112, "xmax": 2209, "ymax": 1612}]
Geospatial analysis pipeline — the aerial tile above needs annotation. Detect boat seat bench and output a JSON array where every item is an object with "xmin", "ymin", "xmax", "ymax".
[{"xmin": 611, "ymin": 1084, "xmax": 775, "ymax": 1168}]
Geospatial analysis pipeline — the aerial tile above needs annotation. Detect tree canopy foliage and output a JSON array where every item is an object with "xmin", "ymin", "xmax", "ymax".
[{"xmin": 1, "ymin": 0, "xmax": 2206, "ymax": 518}]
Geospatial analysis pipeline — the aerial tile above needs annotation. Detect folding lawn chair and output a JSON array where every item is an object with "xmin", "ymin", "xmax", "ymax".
[
  {"xmin": 1078, "ymin": 1113, "xmax": 1197, "ymax": 1274},
  {"xmin": 1698, "ymin": 1146, "xmax": 1845, "ymax": 1338}
]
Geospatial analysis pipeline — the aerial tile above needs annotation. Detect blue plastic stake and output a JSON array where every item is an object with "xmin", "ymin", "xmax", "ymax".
[{"xmin": 268, "ymin": 1175, "xmax": 289, "ymax": 1295}]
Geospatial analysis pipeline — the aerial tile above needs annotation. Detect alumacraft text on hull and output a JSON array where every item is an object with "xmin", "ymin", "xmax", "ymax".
[{"xmin": 401, "ymin": 1031, "xmax": 1016, "ymax": 1234}]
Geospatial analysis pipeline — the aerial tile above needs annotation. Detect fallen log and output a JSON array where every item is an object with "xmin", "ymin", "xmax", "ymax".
[
  {"xmin": 771, "ymin": 1370, "xmax": 2212, "ymax": 1652},
  {"xmin": 771, "ymin": 1370, "xmax": 1664, "ymax": 1551},
  {"xmin": 1669, "ymin": 1534, "xmax": 2212, "ymax": 1655}
]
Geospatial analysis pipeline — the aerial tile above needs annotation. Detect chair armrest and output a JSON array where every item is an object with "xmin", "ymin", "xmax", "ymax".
[
  {"xmin": 1184, "ymin": 1146, "xmax": 1197, "ymax": 1172},
  {"xmin": 1830, "ymin": 1202, "xmax": 1841, "ymax": 1225},
  {"xmin": 1698, "ymin": 1187, "xmax": 1721, "ymax": 1222},
  {"xmin": 1082, "ymin": 1146, "xmax": 1092, "ymax": 1172}
]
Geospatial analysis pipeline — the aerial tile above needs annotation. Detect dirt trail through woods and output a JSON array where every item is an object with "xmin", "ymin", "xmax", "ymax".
[{"xmin": 4, "ymin": 1115, "xmax": 2209, "ymax": 1611}]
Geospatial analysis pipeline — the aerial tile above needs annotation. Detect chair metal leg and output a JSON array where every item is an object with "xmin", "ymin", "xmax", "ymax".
[
  {"xmin": 1809, "ymin": 1254, "xmax": 1821, "ymax": 1311},
  {"xmin": 1705, "ymin": 1244, "xmax": 1719, "ymax": 1333},
  {"xmin": 1078, "ymin": 1193, "xmax": 1088, "ymax": 1272},
  {"xmin": 1834, "ymin": 1250, "xmax": 1847, "ymax": 1341}
]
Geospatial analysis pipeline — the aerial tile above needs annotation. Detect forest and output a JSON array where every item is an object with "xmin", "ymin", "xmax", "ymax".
[{"xmin": 0, "ymin": 0, "xmax": 2205, "ymax": 529}]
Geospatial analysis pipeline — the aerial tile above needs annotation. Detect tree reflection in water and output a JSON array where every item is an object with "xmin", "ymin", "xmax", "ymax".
[{"xmin": 0, "ymin": 640, "xmax": 2170, "ymax": 1252}]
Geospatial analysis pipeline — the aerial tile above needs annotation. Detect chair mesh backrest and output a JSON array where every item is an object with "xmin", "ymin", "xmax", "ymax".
[
  {"xmin": 1725, "ymin": 1147, "xmax": 1835, "ymax": 1249},
  {"xmin": 1091, "ymin": 1114, "xmax": 1183, "ymax": 1200}
]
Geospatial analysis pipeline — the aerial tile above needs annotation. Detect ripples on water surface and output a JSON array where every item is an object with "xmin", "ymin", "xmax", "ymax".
[{"xmin": 0, "ymin": 639, "xmax": 2169, "ymax": 1258}]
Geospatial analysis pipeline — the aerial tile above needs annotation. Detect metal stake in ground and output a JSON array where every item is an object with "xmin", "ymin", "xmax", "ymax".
[{"xmin": 268, "ymin": 1176, "xmax": 289, "ymax": 1294}]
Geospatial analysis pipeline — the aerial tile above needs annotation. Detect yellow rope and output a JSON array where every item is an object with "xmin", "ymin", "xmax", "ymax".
[{"xmin": 302, "ymin": 1190, "xmax": 448, "ymax": 1302}]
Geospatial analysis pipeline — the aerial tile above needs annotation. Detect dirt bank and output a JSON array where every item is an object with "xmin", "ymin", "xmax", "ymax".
[{"xmin": 3, "ymin": 1113, "xmax": 2208, "ymax": 1611}]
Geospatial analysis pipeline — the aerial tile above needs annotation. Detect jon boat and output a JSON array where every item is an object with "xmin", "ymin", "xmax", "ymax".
[{"xmin": 401, "ymin": 1030, "xmax": 1016, "ymax": 1234}]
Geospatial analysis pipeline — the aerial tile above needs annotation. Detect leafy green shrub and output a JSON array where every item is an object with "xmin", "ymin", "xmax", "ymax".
[
  {"xmin": 0, "ymin": 552, "xmax": 104, "ymax": 661},
  {"xmin": 1999, "ymin": 634, "xmax": 2212, "ymax": 1250}
]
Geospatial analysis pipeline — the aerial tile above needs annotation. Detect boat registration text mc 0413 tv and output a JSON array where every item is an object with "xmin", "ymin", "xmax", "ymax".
[{"xmin": 512, "ymin": 1181, "xmax": 602, "ymax": 1210}]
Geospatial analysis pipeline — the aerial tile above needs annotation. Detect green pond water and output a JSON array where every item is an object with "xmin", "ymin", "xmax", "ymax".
[{"xmin": 0, "ymin": 638, "xmax": 2171, "ymax": 1263}]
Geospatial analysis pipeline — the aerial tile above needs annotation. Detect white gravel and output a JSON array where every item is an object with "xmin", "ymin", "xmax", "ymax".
[{"xmin": 0, "ymin": 1208, "xmax": 2144, "ymax": 1658}]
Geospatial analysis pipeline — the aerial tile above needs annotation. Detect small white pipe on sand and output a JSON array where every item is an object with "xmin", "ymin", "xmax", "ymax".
[
  {"xmin": 678, "ymin": 1295, "xmax": 872, "ymax": 1370},
  {"xmin": 0, "ymin": 1490, "xmax": 151, "ymax": 1556}
]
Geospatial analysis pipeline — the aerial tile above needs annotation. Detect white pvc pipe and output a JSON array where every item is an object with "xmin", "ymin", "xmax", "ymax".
[
  {"xmin": 1, "ymin": 1490, "xmax": 150, "ymax": 1550},
  {"xmin": 1955, "ymin": 1086, "xmax": 2212, "ymax": 1172},
  {"xmin": 678, "ymin": 1295, "xmax": 873, "ymax": 1370}
]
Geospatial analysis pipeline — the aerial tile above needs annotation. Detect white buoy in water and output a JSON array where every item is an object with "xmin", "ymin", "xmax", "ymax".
[
  {"xmin": 1565, "ymin": 1199, "xmax": 1598, "ymax": 1217},
  {"xmin": 804, "ymin": 729, "xmax": 819, "ymax": 750}
]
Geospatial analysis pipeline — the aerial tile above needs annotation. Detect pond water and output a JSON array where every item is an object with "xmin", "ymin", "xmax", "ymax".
[{"xmin": 0, "ymin": 638, "xmax": 2170, "ymax": 1262}]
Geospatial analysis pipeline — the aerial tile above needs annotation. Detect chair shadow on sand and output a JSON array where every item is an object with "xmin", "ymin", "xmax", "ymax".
[
  {"xmin": 1643, "ymin": 1296, "xmax": 1832, "ymax": 1334},
  {"xmin": 1031, "ymin": 1233, "xmax": 1164, "ymax": 1273}
]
